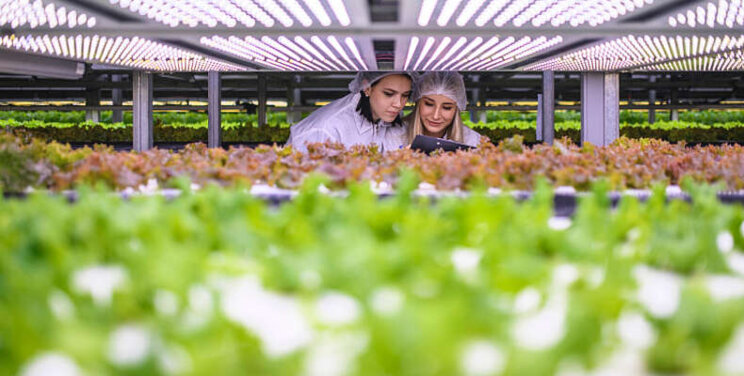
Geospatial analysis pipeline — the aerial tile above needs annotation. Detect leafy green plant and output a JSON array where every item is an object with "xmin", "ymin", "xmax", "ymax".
[{"xmin": 1, "ymin": 182, "xmax": 743, "ymax": 375}]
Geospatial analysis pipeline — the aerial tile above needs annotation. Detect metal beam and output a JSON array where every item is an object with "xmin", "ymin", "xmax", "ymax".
[
  {"xmin": 5, "ymin": 103, "xmax": 744, "ymax": 113},
  {"xmin": 346, "ymin": 0, "xmax": 371, "ymax": 26},
  {"xmin": 581, "ymin": 72, "xmax": 620, "ymax": 147},
  {"xmin": 132, "ymin": 71, "xmax": 153, "ymax": 152},
  {"xmin": 208, "ymin": 71, "xmax": 221, "ymax": 148},
  {"xmin": 0, "ymin": 50, "xmax": 85, "ymax": 79},
  {"xmin": 2, "ymin": 75, "xmax": 741, "ymax": 90}
]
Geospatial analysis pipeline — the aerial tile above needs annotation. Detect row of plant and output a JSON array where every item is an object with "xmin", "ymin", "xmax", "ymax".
[
  {"xmin": 5, "ymin": 120, "xmax": 744, "ymax": 144},
  {"xmin": 8, "ymin": 118, "xmax": 744, "ymax": 132},
  {"xmin": 3, "ymin": 132, "xmax": 744, "ymax": 193},
  {"xmin": 5, "ymin": 110, "xmax": 744, "ymax": 125},
  {"xmin": 482, "ymin": 109, "xmax": 744, "ymax": 124},
  {"xmin": 2, "ymin": 180, "xmax": 744, "ymax": 375},
  {"xmin": 0, "ymin": 111, "xmax": 290, "ymax": 126},
  {"xmin": 5, "ymin": 123, "xmax": 291, "ymax": 144}
]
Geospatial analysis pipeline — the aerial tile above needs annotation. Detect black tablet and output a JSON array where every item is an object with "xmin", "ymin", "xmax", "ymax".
[{"xmin": 410, "ymin": 134, "xmax": 474, "ymax": 154}]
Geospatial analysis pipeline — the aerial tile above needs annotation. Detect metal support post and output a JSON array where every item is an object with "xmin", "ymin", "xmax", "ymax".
[
  {"xmin": 132, "ymin": 71, "xmax": 153, "ymax": 152},
  {"xmin": 581, "ymin": 72, "xmax": 620, "ymax": 146},
  {"xmin": 648, "ymin": 75, "xmax": 656, "ymax": 124},
  {"xmin": 478, "ymin": 101, "xmax": 487, "ymax": 123},
  {"xmin": 208, "ymin": 71, "xmax": 221, "ymax": 148},
  {"xmin": 536, "ymin": 94, "xmax": 543, "ymax": 141},
  {"xmin": 470, "ymin": 74, "xmax": 480, "ymax": 123},
  {"xmin": 541, "ymin": 71, "xmax": 555, "ymax": 145},
  {"xmin": 111, "ymin": 74, "xmax": 123, "ymax": 123},
  {"xmin": 290, "ymin": 87, "xmax": 302, "ymax": 124},
  {"xmin": 670, "ymin": 88, "xmax": 679, "ymax": 121},
  {"xmin": 287, "ymin": 75, "xmax": 302, "ymax": 124},
  {"xmin": 85, "ymin": 88, "xmax": 101, "ymax": 123},
  {"xmin": 258, "ymin": 74, "xmax": 267, "ymax": 126}
]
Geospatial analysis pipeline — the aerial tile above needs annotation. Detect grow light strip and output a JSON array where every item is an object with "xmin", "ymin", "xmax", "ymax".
[
  {"xmin": 106, "ymin": 0, "xmax": 352, "ymax": 28},
  {"xmin": 200, "ymin": 35, "xmax": 365, "ymax": 71},
  {"xmin": 421, "ymin": 36, "xmax": 450, "ymax": 70},
  {"xmin": 412, "ymin": 36, "xmax": 436, "ymax": 71},
  {"xmin": 327, "ymin": 35, "xmax": 357, "ymax": 70},
  {"xmin": 644, "ymin": 51, "xmax": 744, "ymax": 70},
  {"xmin": 310, "ymin": 35, "xmax": 351, "ymax": 70},
  {"xmin": 294, "ymin": 36, "xmax": 343, "ymax": 70},
  {"xmin": 419, "ymin": 0, "xmax": 655, "ymax": 27},
  {"xmin": 203, "ymin": 35, "xmax": 315, "ymax": 70},
  {"xmin": 0, "ymin": 0, "xmax": 96, "ymax": 29},
  {"xmin": 344, "ymin": 37, "xmax": 368, "ymax": 70},
  {"xmin": 404, "ymin": 35, "xmax": 562, "ymax": 71},
  {"xmin": 668, "ymin": 0, "xmax": 744, "ymax": 28},
  {"xmin": 1, "ymin": 33, "xmax": 244, "ymax": 71},
  {"xmin": 525, "ymin": 34, "xmax": 744, "ymax": 71}
]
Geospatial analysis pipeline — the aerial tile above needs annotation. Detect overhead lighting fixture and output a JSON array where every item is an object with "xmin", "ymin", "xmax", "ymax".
[
  {"xmin": 404, "ymin": 35, "xmax": 563, "ymax": 71},
  {"xmin": 106, "ymin": 0, "xmax": 351, "ymax": 28},
  {"xmin": 344, "ymin": 37, "xmax": 368, "ymax": 70},
  {"xmin": 418, "ymin": 0, "xmax": 438, "ymax": 26},
  {"xmin": 0, "ymin": 0, "xmax": 96, "ymax": 29},
  {"xmin": 201, "ymin": 35, "xmax": 367, "ymax": 71},
  {"xmin": 418, "ymin": 0, "xmax": 655, "ymax": 27},
  {"xmin": 668, "ymin": 0, "xmax": 744, "ymax": 28},
  {"xmin": 1, "ymin": 33, "xmax": 244, "ymax": 71},
  {"xmin": 644, "ymin": 51, "xmax": 744, "ymax": 70},
  {"xmin": 525, "ymin": 34, "xmax": 744, "ymax": 71}
]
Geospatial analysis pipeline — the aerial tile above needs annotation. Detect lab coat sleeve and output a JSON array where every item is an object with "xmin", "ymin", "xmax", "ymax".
[{"xmin": 462, "ymin": 126, "xmax": 485, "ymax": 147}]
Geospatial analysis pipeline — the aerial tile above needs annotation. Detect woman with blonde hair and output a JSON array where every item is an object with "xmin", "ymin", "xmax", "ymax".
[{"xmin": 404, "ymin": 71, "xmax": 482, "ymax": 147}]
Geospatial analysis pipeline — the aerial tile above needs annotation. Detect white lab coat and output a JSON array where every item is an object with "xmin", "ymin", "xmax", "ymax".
[
  {"xmin": 460, "ymin": 126, "xmax": 483, "ymax": 147},
  {"xmin": 287, "ymin": 93, "xmax": 408, "ymax": 152}
]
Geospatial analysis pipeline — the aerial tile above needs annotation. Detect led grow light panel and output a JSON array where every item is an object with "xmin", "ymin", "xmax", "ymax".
[
  {"xmin": 668, "ymin": 0, "xmax": 744, "ymax": 28},
  {"xmin": 0, "ymin": 34, "xmax": 246, "ymax": 71},
  {"xmin": 524, "ymin": 34, "xmax": 744, "ymax": 71},
  {"xmin": 107, "ymin": 0, "xmax": 352, "ymax": 28},
  {"xmin": 643, "ymin": 50, "xmax": 744, "ymax": 70},
  {"xmin": 417, "ymin": 0, "xmax": 655, "ymax": 27},
  {"xmin": 0, "ymin": 0, "xmax": 96, "ymax": 29},
  {"xmin": 402, "ymin": 35, "xmax": 563, "ymax": 71},
  {"xmin": 200, "ymin": 35, "xmax": 368, "ymax": 71}
]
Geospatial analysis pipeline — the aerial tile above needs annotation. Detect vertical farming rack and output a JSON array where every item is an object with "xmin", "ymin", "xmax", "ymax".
[{"xmin": 1, "ymin": 0, "xmax": 743, "ymax": 149}]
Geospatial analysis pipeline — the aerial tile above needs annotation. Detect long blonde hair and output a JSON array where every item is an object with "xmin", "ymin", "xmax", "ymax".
[{"xmin": 404, "ymin": 101, "xmax": 466, "ymax": 145}]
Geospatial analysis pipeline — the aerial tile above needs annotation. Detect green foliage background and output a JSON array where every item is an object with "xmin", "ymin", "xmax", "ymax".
[{"xmin": 3, "ymin": 110, "xmax": 744, "ymax": 144}]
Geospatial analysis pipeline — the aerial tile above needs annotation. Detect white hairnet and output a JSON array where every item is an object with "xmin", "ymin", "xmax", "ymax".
[
  {"xmin": 411, "ymin": 71, "xmax": 468, "ymax": 111},
  {"xmin": 348, "ymin": 71, "xmax": 416, "ymax": 93}
]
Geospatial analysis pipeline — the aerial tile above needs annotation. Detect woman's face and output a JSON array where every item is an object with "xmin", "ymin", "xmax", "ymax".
[
  {"xmin": 364, "ymin": 75, "xmax": 412, "ymax": 122},
  {"xmin": 418, "ymin": 94, "xmax": 458, "ymax": 138}
]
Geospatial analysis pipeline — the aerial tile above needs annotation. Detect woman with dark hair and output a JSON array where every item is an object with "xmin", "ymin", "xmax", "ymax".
[{"xmin": 287, "ymin": 72, "xmax": 413, "ymax": 152}]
